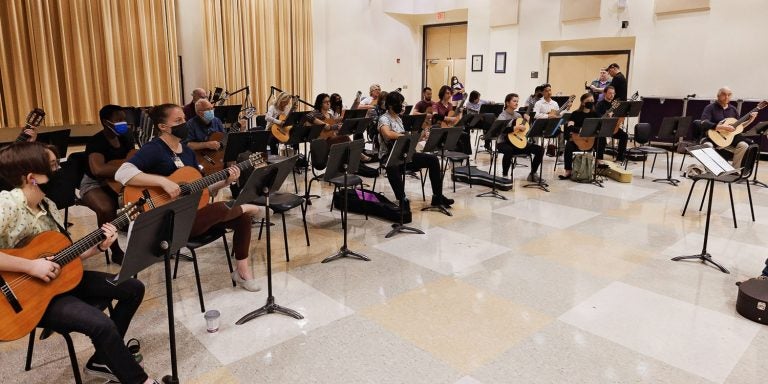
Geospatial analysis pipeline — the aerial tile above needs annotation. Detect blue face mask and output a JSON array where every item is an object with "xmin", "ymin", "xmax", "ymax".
[
  {"xmin": 203, "ymin": 110, "xmax": 215, "ymax": 122},
  {"xmin": 110, "ymin": 121, "xmax": 129, "ymax": 135}
]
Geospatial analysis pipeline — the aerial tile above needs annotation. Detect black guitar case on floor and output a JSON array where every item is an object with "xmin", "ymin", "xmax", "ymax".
[
  {"xmin": 736, "ymin": 278, "xmax": 768, "ymax": 325},
  {"xmin": 333, "ymin": 188, "xmax": 411, "ymax": 224},
  {"xmin": 451, "ymin": 165, "xmax": 513, "ymax": 191}
]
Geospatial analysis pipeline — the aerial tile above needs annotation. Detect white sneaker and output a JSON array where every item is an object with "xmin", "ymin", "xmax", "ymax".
[{"xmin": 232, "ymin": 271, "xmax": 262, "ymax": 292}]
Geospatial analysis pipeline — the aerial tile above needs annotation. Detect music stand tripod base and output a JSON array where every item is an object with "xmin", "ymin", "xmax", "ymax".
[
  {"xmin": 653, "ymin": 177, "xmax": 680, "ymax": 186},
  {"xmin": 477, "ymin": 189, "xmax": 507, "ymax": 199},
  {"xmin": 523, "ymin": 180, "xmax": 550, "ymax": 192},
  {"xmin": 421, "ymin": 204, "xmax": 452, "ymax": 216},
  {"xmin": 236, "ymin": 296, "xmax": 304, "ymax": 325},
  {"xmin": 671, "ymin": 253, "xmax": 730, "ymax": 274},
  {"xmin": 322, "ymin": 245, "xmax": 371, "ymax": 263}
]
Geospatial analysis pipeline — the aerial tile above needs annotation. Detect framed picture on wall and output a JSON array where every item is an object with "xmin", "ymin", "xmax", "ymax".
[
  {"xmin": 471, "ymin": 55, "xmax": 483, "ymax": 72},
  {"xmin": 495, "ymin": 52, "xmax": 506, "ymax": 73}
]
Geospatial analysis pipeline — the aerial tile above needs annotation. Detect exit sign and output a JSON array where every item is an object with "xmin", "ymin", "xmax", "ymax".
[{"xmin": 436, "ymin": 12, "xmax": 445, "ymax": 20}]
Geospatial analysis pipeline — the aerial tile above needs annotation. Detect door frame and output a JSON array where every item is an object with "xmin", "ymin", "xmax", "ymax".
[
  {"xmin": 546, "ymin": 50, "xmax": 632, "ymax": 83},
  {"xmin": 422, "ymin": 22, "xmax": 468, "ymax": 90}
]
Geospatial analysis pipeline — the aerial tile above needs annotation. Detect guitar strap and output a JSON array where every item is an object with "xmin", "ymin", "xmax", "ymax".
[{"xmin": 40, "ymin": 199, "xmax": 73, "ymax": 243}]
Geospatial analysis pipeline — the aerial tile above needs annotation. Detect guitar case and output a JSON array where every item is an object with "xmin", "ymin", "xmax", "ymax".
[
  {"xmin": 332, "ymin": 188, "xmax": 411, "ymax": 224},
  {"xmin": 736, "ymin": 278, "xmax": 768, "ymax": 325},
  {"xmin": 451, "ymin": 165, "xmax": 513, "ymax": 191}
]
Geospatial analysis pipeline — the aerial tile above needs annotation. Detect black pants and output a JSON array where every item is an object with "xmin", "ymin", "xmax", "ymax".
[
  {"xmin": 762, "ymin": 258, "xmax": 768, "ymax": 276},
  {"xmin": 38, "ymin": 271, "xmax": 147, "ymax": 384},
  {"xmin": 497, "ymin": 141, "xmax": 543, "ymax": 176},
  {"xmin": 385, "ymin": 152, "xmax": 443, "ymax": 201},
  {"xmin": 596, "ymin": 129, "xmax": 628, "ymax": 161}
]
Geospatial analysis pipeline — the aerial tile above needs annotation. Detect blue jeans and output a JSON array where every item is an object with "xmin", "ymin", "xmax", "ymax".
[{"xmin": 38, "ymin": 271, "xmax": 147, "ymax": 384}]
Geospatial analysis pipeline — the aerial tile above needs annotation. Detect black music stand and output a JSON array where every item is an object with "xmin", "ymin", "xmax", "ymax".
[
  {"xmin": 224, "ymin": 131, "xmax": 270, "ymax": 163},
  {"xmin": 236, "ymin": 157, "xmax": 305, "ymax": 324},
  {"xmin": 581, "ymin": 117, "xmax": 619, "ymax": 187},
  {"xmin": 523, "ymin": 118, "xmax": 558, "ymax": 192},
  {"xmin": 740, "ymin": 121, "xmax": 768, "ymax": 188},
  {"xmin": 109, "ymin": 192, "xmax": 202, "ymax": 384},
  {"xmin": 654, "ymin": 116, "xmax": 692, "ymax": 186},
  {"xmin": 384, "ymin": 133, "xmax": 425, "ymax": 238},
  {"xmin": 672, "ymin": 146, "xmax": 731, "ymax": 274},
  {"xmin": 419, "ymin": 127, "xmax": 462, "ymax": 216},
  {"xmin": 477, "ymin": 119, "xmax": 510, "ymax": 200},
  {"xmin": 287, "ymin": 124, "xmax": 324, "ymax": 203},
  {"xmin": 322, "ymin": 140, "xmax": 371, "ymax": 260},
  {"xmin": 403, "ymin": 114, "xmax": 427, "ymax": 132},
  {"xmin": 343, "ymin": 109, "xmax": 367, "ymax": 120},
  {"xmin": 337, "ymin": 117, "xmax": 372, "ymax": 137}
]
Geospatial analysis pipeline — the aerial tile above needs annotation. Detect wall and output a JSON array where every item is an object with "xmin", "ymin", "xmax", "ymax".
[
  {"xmin": 176, "ymin": 0, "xmax": 205, "ymax": 105},
  {"xmin": 313, "ymin": 0, "xmax": 768, "ymax": 105}
]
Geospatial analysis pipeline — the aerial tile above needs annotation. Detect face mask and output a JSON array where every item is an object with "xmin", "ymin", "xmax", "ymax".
[
  {"xmin": 203, "ymin": 110, "xmax": 215, "ymax": 122},
  {"xmin": 391, "ymin": 103, "xmax": 403, "ymax": 114},
  {"xmin": 169, "ymin": 122, "xmax": 188, "ymax": 139},
  {"xmin": 584, "ymin": 102, "xmax": 595, "ymax": 109},
  {"xmin": 37, "ymin": 171, "xmax": 58, "ymax": 196}
]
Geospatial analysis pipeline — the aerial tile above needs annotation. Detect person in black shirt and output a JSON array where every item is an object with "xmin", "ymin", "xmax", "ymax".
[
  {"xmin": 700, "ymin": 87, "xmax": 757, "ymax": 167},
  {"xmin": 80, "ymin": 105, "xmax": 135, "ymax": 264},
  {"xmin": 606, "ymin": 63, "xmax": 627, "ymax": 100},
  {"xmin": 593, "ymin": 86, "xmax": 628, "ymax": 163},
  {"xmin": 560, "ymin": 93, "xmax": 599, "ymax": 179}
]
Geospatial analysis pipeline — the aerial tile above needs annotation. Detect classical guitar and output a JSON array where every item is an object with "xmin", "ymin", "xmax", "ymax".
[
  {"xmin": 15, "ymin": 108, "xmax": 46, "ymax": 143},
  {"xmin": 271, "ymin": 96, "xmax": 300, "ymax": 143},
  {"xmin": 0, "ymin": 200, "xmax": 143, "ymax": 341},
  {"xmin": 571, "ymin": 99, "xmax": 620, "ymax": 151},
  {"xmin": 440, "ymin": 97, "xmax": 466, "ymax": 128},
  {"xmin": 122, "ymin": 152, "xmax": 265, "ymax": 211},
  {"xmin": 105, "ymin": 148, "xmax": 138, "ymax": 194},
  {"xmin": 612, "ymin": 91, "xmax": 639, "ymax": 134},
  {"xmin": 194, "ymin": 131, "xmax": 227, "ymax": 175},
  {"xmin": 319, "ymin": 115, "xmax": 343, "ymax": 139},
  {"xmin": 707, "ymin": 100, "xmax": 767, "ymax": 148},
  {"xmin": 508, "ymin": 97, "xmax": 537, "ymax": 149}
]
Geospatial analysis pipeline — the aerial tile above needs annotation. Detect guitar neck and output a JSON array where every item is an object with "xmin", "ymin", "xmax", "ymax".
[
  {"xmin": 50, "ymin": 212, "xmax": 133, "ymax": 267},
  {"xmin": 731, "ymin": 106, "xmax": 760, "ymax": 127},
  {"xmin": 179, "ymin": 158, "xmax": 255, "ymax": 195},
  {"xmin": 14, "ymin": 124, "xmax": 34, "ymax": 143}
]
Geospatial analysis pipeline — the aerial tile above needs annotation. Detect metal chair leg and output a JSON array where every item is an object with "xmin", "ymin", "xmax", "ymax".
[
  {"xmin": 747, "ymin": 178, "xmax": 755, "ymax": 222},
  {"xmin": 24, "ymin": 329, "xmax": 36, "ymax": 371},
  {"xmin": 728, "ymin": 183, "xmax": 737, "ymax": 228},
  {"xmin": 281, "ymin": 212, "xmax": 290, "ymax": 262},
  {"xmin": 222, "ymin": 235, "xmax": 235, "ymax": 287},
  {"xmin": 190, "ymin": 249, "xmax": 205, "ymax": 313},
  {"xmin": 62, "ymin": 333, "xmax": 83, "ymax": 384}
]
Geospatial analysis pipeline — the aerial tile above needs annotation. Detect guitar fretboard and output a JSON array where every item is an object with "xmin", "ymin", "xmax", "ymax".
[
  {"xmin": 52, "ymin": 211, "xmax": 133, "ymax": 266},
  {"xmin": 179, "ymin": 157, "xmax": 262, "ymax": 196}
]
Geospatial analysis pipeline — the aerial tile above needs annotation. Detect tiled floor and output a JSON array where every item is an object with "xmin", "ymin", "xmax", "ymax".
[{"xmin": 2, "ymin": 147, "xmax": 768, "ymax": 384}]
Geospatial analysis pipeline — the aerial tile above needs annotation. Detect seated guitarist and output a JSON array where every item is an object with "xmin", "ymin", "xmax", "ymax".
[
  {"xmin": 497, "ymin": 93, "xmax": 543, "ymax": 181},
  {"xmin": 306, "ymin": 93, "xmax": 349, "ymax": 146},
  {"xmin": 700, "ymin": 87, "xmax": 757, "ymax": 167},
  {"xmin": 185, "ymin": 99, "xmax": 225, "ymax": 154},
  {"xmin": 265, "ymin": 92, "xmax": 294, "ymax": 155},
  {"xmin": 0, "ymin": 142, "xmax": 158, "ymax": 384},
  {"xmin": 433, "ymin": 85, "xmax": 462, "ymax": 126},
  {"xmin": 115, "ymin": 104, "xmax": 262, "ymax": 291},
  {"xmin": 594, "ymin": 86, "xmax": 628, "ymax": 163},
  {"xmin": 80, "ymin": 105, "xmax": 136, "ymax": 264},
  {"xmin": 560, "ymin": 93, "xmax": 599, "ymax": 179}
]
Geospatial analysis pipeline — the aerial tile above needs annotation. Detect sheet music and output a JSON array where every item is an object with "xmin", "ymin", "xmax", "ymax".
[
  {"xmin": 688, "ymin": 146, "xmax": 737, "ymax": 176},
  {"xmin": 701, "ymin": 147, "xmax": 735, "ymax": 174}
]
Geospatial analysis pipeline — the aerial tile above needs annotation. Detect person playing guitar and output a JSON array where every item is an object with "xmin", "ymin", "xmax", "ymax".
[
  {"xmin": 560, "ymin": 93, "xmax": 600, "ymax": 179},
  {"xmin": 114, "ymin": 104, "xmax": 262, "ymax": 291},
  {"xmin": 80, "ymin": 105, "xmax": 137, "ymax": 264},
  {"xmin": 306, "ymin": 93, "xmax": 349, "ymax": 145},
  {"xmin": 594, "ymin": 86, "xmax": 628, "ymax": 163},
  {"xmin": 433, "ymin": 85, "xmax": 463, "ymax": 127},
  {"xmin": 496, "ymin": 93, "xmax": 544, "ymax": 181},
  {"xmin": 0, "ymin": 142, "xmax": 159, "ymax": 384},
  {"xmin": 266, "ymin": 92, "xmax": 295, "ymax": 154},
  {"xmin": 186, "ymin": 98, "xmax": 227, "ymax": 174},
  {"xmin": 700, "ymin": 87, "xmax": 760, "ymax": 168}
]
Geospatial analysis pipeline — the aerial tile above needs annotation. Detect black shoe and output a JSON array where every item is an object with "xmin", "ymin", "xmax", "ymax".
[
  {"xmin": 440, "ymin": 195, "xmax": 454, "ymax": 206},
  {"xmin": 127, "ymin": 338, "xmax": 143, "ymax": 364},
  {"xmin": 400, "ymin": 199, "xmax": 410, "ymax": 212},
  {"xmin": 558, "ymin": 174, "xmax": 570, "ymax": 180},
  {"xmin": 84, "ymin": 358, "xmax": 118, "ymax": 382}
]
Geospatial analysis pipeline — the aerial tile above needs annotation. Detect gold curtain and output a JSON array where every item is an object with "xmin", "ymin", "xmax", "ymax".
[
  {"xmin": 0, "ymin": 0, "xmax": 179, "ymax": 128},
  {"xmin": 202, "ymin": 0, "xmax": 313, "ymax": 112}
]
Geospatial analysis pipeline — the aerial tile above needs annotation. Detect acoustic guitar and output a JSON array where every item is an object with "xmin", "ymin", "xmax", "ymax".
[
  {"xmin": 571, "ymin": 99, "xmax": 620, "ymax": 151},
  {"xmin": 105, "ymin": 148, "xmax": 138, "ymax": 194},
  {"xmin": 507, "ymin": 97, "xmax": 537, "ymax": 149},
  {"xmin": 707, "ymin": 100, "xmax": 767, "ymax": 148},
  {"xmin": 319, "ymin": 115, "xmax": 343, "ymax": 139},
  {"xmin": 0, "ymin": 200, "xmax": 143, "ymax": 341},
  {"xmin": 15, "ymin": 108, "xmax": 46, "ymax": 143},
  {"xmin": 440, "ymin": 97, "xmax": 466, "ymax": 128},
  {"xmin": 194, "ymin": 131, "xmax": 227, "ymax": 175},
  {"xmin": 612, "ymin": 91, "xmax": 639, "ymax": 134},
  {"xmin": 271, "ymin": 96, "xmax": 300, "ymax": 143},
  {"xmin": 122, "ymin": 152, "xmax": 265, "ymax": 211}
]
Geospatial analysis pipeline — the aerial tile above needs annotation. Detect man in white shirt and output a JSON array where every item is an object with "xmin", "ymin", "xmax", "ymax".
[
  {"xmin": 359, "ymin": 84, "xmax": 381, "ymax": 109},
  {"xmin": 533, "ymin": 84, "xmax": 561, "ymax": 119}
]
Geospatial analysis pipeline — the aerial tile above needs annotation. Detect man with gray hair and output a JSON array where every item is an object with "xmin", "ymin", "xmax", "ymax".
[
  {"xmin": 700, "ymin": 86, "xmax": 757, "ymax": 167},
  {"xmin": 186, "ymin": 98, "xmax": 225, "ymax": 152},
  {"xmin": 184, "ymin": 88, "xmax": 208, "ymax": 120}
]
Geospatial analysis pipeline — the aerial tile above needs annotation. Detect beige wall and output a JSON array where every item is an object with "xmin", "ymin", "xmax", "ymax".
[
  {"xmin": 177, "ymin": 0, "xmax": 205, "ymax": 105},
  {"xmin": 312, "ymin": 0, "xmax": 768, "ymax": 106}
]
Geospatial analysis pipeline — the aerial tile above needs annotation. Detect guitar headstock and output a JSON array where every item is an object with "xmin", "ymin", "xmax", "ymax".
[
  {"xmin": 757, "ymin": 100, "xmax": 768, "ymax": 110},
  {"xmin": 630, "ymin": 91, "xmax": 640, "ymax": 101},
  {"xmin": 25, "ymin": 108, "xmax": 46, "ymax": 129},
  {"xmin": 248, "ymin": 152, "xmax": 266, "ymax": 168},
  {"xmin": 119, "ymin": 198, "xmax": 146, "ymax": 221},
  {"xmin": 355, "ymin": 91, "xmax": 362, "ymax": 100}
]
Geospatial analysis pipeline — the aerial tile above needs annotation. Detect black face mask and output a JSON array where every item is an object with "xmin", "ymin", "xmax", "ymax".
[
  {"xmin": 169, "ymin": 122, "xmax": 188, "ymax": 139},
  {"xmin": 584, "ymin": 102, "xmax": 595, "ymax": 109},
  {"xmin": 391, "ymin": 103, "xmax": 403, "ymax": 114},
  {"xmin": 38, "ymin": 169, "xmax": 61, "ymax": 197}
]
